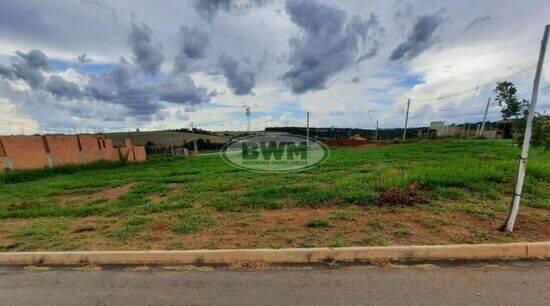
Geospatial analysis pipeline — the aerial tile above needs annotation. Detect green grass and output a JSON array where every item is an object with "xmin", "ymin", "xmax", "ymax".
[
  {"xmin": 1, "ymin": 139, "xmax": 547, "ymax": 218},
  {"xmin": 170, "ymin": 209, "xmax": 214, "ymax": 233},
  {"xmin": 0, "ymin": 139, "xmax": 548, "ymax": 250},
  {"xmin": 106, "ymin": 216, "xmax": 153, "ymax": 240},
  {"xmin": 306, "ymin": 218, "xmax": 331, "ymax": 228}
]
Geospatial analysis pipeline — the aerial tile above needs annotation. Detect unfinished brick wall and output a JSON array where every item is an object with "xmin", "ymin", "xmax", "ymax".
[
  {"xmin": 133, "ymin": 146, "xmax": 147, "ymax": 162},
  {"xmin": 0, "ymin": 136, "xmax": 49, "ymax": 170},
  {"xmin": 0, "ymin": 134, "xmax": 146, "ymax": 172},
  {"xmin": 103, "ymin": 138, "xmax": 119, "ymax": 162},
  {"xmin": 45, "ymin": 135, "xmax": 81, "ymax": 166},
  {"xmin": 78, "ymin": 135, "xmax": 103, "ymax": 164}
]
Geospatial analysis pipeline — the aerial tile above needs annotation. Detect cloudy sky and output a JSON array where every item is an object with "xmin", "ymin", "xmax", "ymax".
[{"xmin": 0, "ymin": 0, "xmax": 549, "ymax": 134}]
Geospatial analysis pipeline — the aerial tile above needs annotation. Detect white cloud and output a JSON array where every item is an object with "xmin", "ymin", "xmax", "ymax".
[{"xmin": 1, "ymin": 0, "xmax": 550, "ymax": 133}]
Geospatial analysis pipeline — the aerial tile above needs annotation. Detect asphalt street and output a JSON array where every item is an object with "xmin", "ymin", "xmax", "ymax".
[{"xmin": 0, "ymin": 261, "xmax": 548, "ymax": 305}]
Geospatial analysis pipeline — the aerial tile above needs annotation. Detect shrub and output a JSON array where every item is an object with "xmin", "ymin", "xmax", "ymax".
[{"xmin": 514, "ymin": 115, "xmax": 550, "ymax": 149}]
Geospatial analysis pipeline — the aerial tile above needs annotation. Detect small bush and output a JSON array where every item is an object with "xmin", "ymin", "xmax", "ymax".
[
  {"xmin": 515, "ymin": 115, "xmax": 550, "ymax": 149},
  {"xmin": 378, "ymin": 183, "xmax": 427, "ymax": 206}
]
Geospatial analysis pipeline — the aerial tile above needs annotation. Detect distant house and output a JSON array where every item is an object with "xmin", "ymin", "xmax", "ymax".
[
  {"xmin": 429, "ymin": 121, "xmax": 445, "ymax": 136},
  {"xmin": 349, "ymin": 134, "xmax": 367, "ymax": 141}
]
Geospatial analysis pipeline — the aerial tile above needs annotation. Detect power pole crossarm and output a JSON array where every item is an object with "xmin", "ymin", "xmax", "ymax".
[{"xmin": 503, "ymin": 24, "xmax": 549, "ymax": 232}]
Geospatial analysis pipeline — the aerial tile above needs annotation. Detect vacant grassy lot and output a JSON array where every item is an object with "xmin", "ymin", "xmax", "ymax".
[{"xmin": 0, "ymin": 139, "xmax": 548, "ymax": 251}]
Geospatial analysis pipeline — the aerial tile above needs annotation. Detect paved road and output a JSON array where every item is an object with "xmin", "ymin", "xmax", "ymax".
[{"xmin": 0, "ymin": 261, "xmax": 548, "ymax": 305}]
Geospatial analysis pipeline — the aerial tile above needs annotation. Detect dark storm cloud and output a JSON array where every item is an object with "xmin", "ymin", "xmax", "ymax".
[
  {"xmin": 175, "ymin": 26, "xmax": 210, "ymax": 72},
  {"xmin": 219, "ymin": 54, "xmax": 256, "ymax": 95},
  {"xmin": 193, "ymin": 0, "xmax": 270, "ymax": 20},
  {"xmin": 11, "ymin": 49, "xmax": 49, "ymax": 88},
  {"xmin": 158, "ymin": 74, "xmax": 210, "ymax": 105},
  {"xmin": 15, "ymin": 49, "xmax": 48, "ymax": 69},
  {"xmin": 84, "ymin": 57, "xmax": 210, "ymax": 114},
  {"xmin": 194, "ymin": 0, "xmax": 232, "ymax": 20},
  {"xmin": 390, "ymin": 12, "xmax": 444, "ymax": 61},
  {"xmin": 351, "ymin": 77, "xmax": 361, "ymax": 83},
  {"xmin": 0, "ymin": 49, "xmax": 48, "ymax": 88},
  {"xmin": 84, "ymin": 59, "xmax": 160, "ymax": 114},
  {"xmin": 128, "ymin": 22, "xmax": 164, "ymax": 75},
  {"xmin": 45, "ymin": 75, "xmax": 82, "ymax": 99},
  {"xmin": 0, "ymin": 64, "xmax": 14, "ymax": 80},
  {"xmin": 283, "ymin": 0, "xmax": 383, "ymax": 94}
]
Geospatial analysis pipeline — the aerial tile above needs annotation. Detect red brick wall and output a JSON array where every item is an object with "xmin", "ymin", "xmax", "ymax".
[
  {"xmin": 0, "ymin": 136, "xmax": 49, "ymax": 169},
  {"xmin": 133, "ymin": 146, "xmax": 147, "ymax": 162},
  {"xmin": 103, "ymin": 139, "xmax": 120, "ymax": 161},
  {"xmin": 78, "ymin": 135, "xmax": 102, "ymax": 163},
  {"xmin": 45, "ymin": 135, "xmax": 81, "ymax": 166},
  {"xmin": 0, "ymin": 134, "xmax": 146, "ymax": 171}
]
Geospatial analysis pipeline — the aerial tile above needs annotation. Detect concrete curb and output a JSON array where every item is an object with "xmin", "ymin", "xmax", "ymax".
[{"xmin": 0, "ymin": 242, "xmax": 548, "ymax": 266}]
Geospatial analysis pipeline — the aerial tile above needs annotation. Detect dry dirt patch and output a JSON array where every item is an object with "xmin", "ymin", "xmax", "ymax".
[{"xmin": 57, "ymin": 183, "xmax": 135, "ymax": 205}]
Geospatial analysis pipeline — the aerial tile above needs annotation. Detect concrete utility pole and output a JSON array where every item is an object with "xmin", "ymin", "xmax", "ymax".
[
  {"xmin": 503, "ymin": 25, "xmax": 549, "ymax": 232},
  {"xmin": 402, "ymin": 98, "xmax": 410, "ymax": 141},
  {"xmin": 245, "ymin": 107, "xmax": 251, "ymax": 135},
  {"xmin": 306, "ymin": 112, "xmax": 310, "ymax": 159},
  {"xmin": 479, "ymin": 97, "xmax": 491, "ymax": 137},
  {"xmin": 375, "ymin": 120, "xmax": 379, "ymax": 141},
  {"xmin": 191, "ymin": 122, "xmax": 198, "ymax": 155},
  {"xmin": 169, "ymin": 129, "xmax": 174, "ymax": 155}
]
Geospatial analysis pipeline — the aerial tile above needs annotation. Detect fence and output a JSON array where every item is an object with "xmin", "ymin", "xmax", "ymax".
[{"xmin": 0, "ymin": 134, "xmax": 146, "ymax": 172}]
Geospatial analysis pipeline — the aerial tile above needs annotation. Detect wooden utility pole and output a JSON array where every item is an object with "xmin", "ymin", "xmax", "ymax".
[
  {"xmin": 402, "ymin": 99, "xmax": 410, "ymax": 141},
  {"xmin": 503, "ymin": 25, "xmax": 549, "ymax": 232}
]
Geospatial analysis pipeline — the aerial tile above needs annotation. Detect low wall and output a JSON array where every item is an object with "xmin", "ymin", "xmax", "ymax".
[{"xmin": 0, "ymin": 134, "xmax": 147, "ymax": 172}]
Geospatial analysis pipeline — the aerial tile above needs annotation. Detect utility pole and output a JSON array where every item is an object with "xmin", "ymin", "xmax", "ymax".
[
  {"xmin": 375, "ymin": 120, "xmax": 379, "ymax": 141},
  {"xmin": 245, "ymin": 107, "xmax": 251, "ymax": 135},
  {"xmin": 306, "ymin": 112, "xmax": 310, "ymax": 159},
  {"xmin": 191, "ymin": 122, "xmax": 198, "ymax": 155},
  {"xmin": 402, "ymin": 98, "xmax": 410, "ymax": 141},
  {"xmin": 169, "ymin": 129, "xmax": 174, "ymax": 155},
  {"xmin": 479, "ymin": 97, "xmax": 491, "ymax": 137},
  {"xmin": 503, "ymin": 25, "xmax": 549, "ymax": 232}
]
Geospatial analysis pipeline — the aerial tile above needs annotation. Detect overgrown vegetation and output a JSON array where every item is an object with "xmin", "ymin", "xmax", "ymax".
[{"xmin": 0, "ymin": 139, "xmax": 548, "ymax": 251}]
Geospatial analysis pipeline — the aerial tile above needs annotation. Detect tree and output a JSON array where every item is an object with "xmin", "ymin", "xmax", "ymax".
[{"xmin": 494, "ymin": 81, "xmax": 528, "ymax": 119}]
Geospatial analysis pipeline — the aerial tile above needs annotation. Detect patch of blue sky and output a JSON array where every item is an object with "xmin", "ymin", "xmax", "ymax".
[
  {"xmin": 393, "ymin": 73, "xmax": 424, "ymax": 88},
  {"xmin": 49, "ymin": 59, "xmax": 73, "ymax": 71},
  {"xmin": 79, "ymin": 63, "xmax": 113, "ymax": 73}
]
